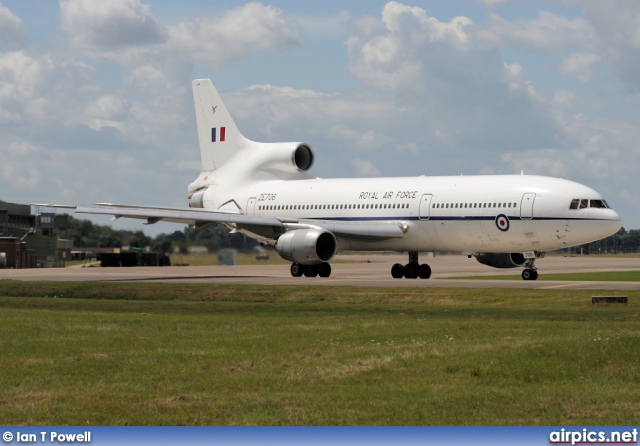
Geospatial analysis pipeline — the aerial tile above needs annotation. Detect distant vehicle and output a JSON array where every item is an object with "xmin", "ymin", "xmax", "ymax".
[{"xmin": 50, "ymin": 79, "xmax": 621, "ymax": 280}]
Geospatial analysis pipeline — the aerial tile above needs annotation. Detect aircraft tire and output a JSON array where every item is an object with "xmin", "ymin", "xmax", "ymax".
[
  {"xmin": 522, "ymin": 269, "xmax": 538, "ymax": 281},
  {"xmin": 303, "ymin": 265, "xmax": 318, "ymax": 277},
  {"xmin": 391, "ymin": 263, "xmax": 404, "ymax": 279},
  {"xmin": 418, "ymin": 264, "xmax": 431, "ymax": 279},
  {"xmin": 290, "ymin": 263, "xmax": 304, "ymax": 277},
  {"xmin": 318, "ymin": 263, "xmax": 331, "ymax": 278},
  {"xmin": 404, "ymin": 263, "xmax": 419, "ymax": 279}
]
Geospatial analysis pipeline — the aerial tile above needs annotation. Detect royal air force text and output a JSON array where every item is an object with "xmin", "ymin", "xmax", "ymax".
[{"xmin": 358, "ymin": 191, "xmax": 417, "ymax": 200}]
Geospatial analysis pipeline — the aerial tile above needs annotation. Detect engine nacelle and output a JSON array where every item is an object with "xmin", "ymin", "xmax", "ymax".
[
  {"xmin": 252, "ymin": 142, "xmax": 315, "ymax": 175},
  {"xmin": 275, "ymin": 229, "xmax": 336, "ymax": 264},
  {"xmin": 474, "ymin": 253, "xmax": 526, "ymax": 269},
  {"xmin": 291, "ymin": 143, "xmax": 314, "ymax": 172},
  {"xmin": 189, "ymin": 189, "xmax": 206, "ymax": 208}
]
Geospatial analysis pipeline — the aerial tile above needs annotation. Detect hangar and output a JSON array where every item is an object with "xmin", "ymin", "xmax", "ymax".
[{"xmin": 0, "ymin": 199, "xmax": 70, "ymax": 268}]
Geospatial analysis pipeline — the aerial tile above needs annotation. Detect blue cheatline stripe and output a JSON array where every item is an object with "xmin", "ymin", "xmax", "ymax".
[{"xmin": 301, "ymin": 215, "xmax": 617, "ymax": 223}]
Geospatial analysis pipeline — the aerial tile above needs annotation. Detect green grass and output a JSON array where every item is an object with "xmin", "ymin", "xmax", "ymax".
[
  {"xmin": 0, "ymin": 281, "xmax": 639, "ymax": 425},
  {"xmin": 449, "ymin": 271, "xmax": 640, "ymax": 281}
]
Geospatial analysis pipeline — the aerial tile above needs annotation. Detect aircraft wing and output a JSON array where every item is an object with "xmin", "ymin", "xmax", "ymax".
[{"xmin": 39, "ymin": 204, "xmax": 407, "ymax": 240}]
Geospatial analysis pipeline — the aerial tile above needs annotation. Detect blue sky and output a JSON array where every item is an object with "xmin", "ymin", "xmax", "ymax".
[{"xmin": 1, "ymin": 0, "xmax": 639, "ymax": 235}]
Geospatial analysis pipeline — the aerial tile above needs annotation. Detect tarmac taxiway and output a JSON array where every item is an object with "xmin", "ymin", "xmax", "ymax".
[{"xmin": 1, "ymin": 254, "xmax": 638, "ymax": 291}]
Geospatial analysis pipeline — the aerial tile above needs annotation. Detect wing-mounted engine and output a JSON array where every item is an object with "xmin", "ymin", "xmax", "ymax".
[
  {"xmin": 473, "ymin": 253, "xmax": 527, "ymax": 269},
  {"xmin": 275, "ymin": 229, "xmax": 336, "ymax": 264}
]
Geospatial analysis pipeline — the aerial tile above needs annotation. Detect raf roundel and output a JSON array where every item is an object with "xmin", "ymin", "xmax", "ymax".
[{"xmin": 495, "ymin": 214, "xmax": 510, "ymax": 232}]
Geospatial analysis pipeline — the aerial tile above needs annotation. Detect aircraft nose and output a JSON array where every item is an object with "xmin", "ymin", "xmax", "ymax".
[{"xmin": 601, "ymin": 209, "xmax": 622, "ymax": 237}]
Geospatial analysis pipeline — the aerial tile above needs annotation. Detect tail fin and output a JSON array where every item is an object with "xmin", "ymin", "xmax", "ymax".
[{"xmin": 192, "ymin": 79, "xmax": 251, "ymax": 171}]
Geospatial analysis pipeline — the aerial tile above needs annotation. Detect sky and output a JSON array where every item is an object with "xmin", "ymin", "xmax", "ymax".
[{"xmin": 1, "ymin": 0, "xmax": 639, "ymax": 235}]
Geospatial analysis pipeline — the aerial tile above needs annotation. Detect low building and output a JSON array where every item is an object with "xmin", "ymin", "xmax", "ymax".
[{"xmin": 0, "ymin": 200, "xmax": 66, "ymax": 268}]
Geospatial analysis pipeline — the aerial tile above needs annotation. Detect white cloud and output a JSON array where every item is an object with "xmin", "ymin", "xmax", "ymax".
[
  {"xmin": 351, "ymin": 158, "xmax": 381, "ymax": 176},
  {"xmin": 59, "ymin": 1, "xmax": 303, "ymax": 68},
  {"xmin": 346, "ymin": 2, "xmax": 560, "ymax": 153},
  {"xmin": 553, "ymin": 90, "xmax": 575, "ymax": 106},
  {"xmin": 478, "ymin": 11, "xmax": 595, "ymax": 51},
  {"xmin": 0, "ymin": 3, "xmax": 28, "ymax": 47},
  {"xmin": 346, "ymin": 2, "xmax": 473, "ymax": 90},
  {"xmin": 471, "ymin": 0, "xmax": 517, "ymax": 5},
  {"xmin": 581, "ymin": 0, "xmax": 640, "ymax": 90},
  {"xmin": 559, "ymin": 53, "xmax": 601, "ymax": 82},
  {"xmin": 60, "ymin": 0, "xmax": 166, "ymax": 50},
  {"xmin": 166, "ymin": 2, "xmax": 303, "ymax": 65},
  {"xmin": 503, "ymin": 62, "xmax": 536, "ymax": 95}
]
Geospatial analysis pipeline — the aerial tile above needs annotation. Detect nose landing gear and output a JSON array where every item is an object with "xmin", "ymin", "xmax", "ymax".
[{"xmin": 521, "ymin": 258, "xmax": 538, "ymax": 280}]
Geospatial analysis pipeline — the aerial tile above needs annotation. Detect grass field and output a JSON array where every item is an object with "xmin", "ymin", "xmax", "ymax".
[{"xmin": 0, "ymin": 281, "xmax": 638, "ymax": 425}]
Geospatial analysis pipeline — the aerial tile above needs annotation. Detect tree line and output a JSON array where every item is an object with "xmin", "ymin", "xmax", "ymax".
[
  {"xmin": 60, "ymin": 215, "xmax": 258, "ymax": 254},
  {"xmin": 571, "ymin": 227, "xmax": 640, "ymax": 254}
]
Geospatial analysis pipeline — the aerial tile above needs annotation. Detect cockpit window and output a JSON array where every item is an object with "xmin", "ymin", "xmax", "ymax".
[
  {"xmin": 590, "ymin": 199, "xmax": 607, "ymax": 209},
  {"xmin": 569, "ymin": 198, "xmax": 610, "ymax": 209}
]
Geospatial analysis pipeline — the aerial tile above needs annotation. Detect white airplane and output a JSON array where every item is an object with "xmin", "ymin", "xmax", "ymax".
[{"xmin": 52, "ymin": 79, "xmax": 622, "ymax": 280}]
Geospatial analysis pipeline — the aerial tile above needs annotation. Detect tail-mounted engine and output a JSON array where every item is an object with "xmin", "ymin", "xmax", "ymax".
[
  {"xmin": 189, "ymin": 188, "xmax": 206, "ymax": 208},
  {"xmin": 291, "ymin": 143, "xmax": 314, "ymax": 172},
  {"xmin": 250, "ymin": 142, "xmax": 315, "ymax": 176},
  {"xmin": 275, "ymin": 229, "xmax": 336, "ymax": 264}
]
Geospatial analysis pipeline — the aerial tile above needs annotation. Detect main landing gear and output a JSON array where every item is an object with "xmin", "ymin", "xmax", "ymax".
[
  {"xmin": 290, "ymin": 262, "xmax": 332, "ymax": 278},
  {"xmin": 521, "ymin": 258, "xmax": 538, "ymax": 281},
  {"xmin": 391, "ymin": 251, "xmax": 431, "ymax": 279}
]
